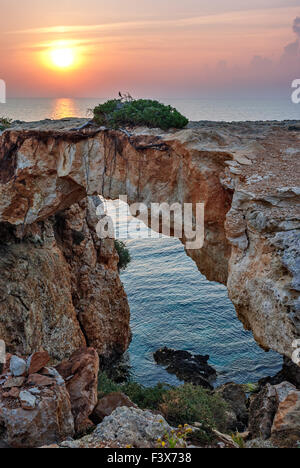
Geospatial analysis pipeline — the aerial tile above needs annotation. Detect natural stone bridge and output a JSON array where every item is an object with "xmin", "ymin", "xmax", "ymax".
[{"xmin": 0, "ymin": 118, "xmax": 299, "ymax": 361}]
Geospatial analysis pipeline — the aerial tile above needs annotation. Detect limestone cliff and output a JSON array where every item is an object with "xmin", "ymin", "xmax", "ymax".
[
  {"xmin": 0, "ymin": 193, "xmax": 130, "ymax": 362},
  {"xmin": 0, "ymin": 119, "xmax": 299, "ymax": 361}
]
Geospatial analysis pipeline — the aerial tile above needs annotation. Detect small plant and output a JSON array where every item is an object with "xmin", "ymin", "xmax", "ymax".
[
  {"xmin": 93, "ymin": 96, "xmax": 188, "ymax": 131},
  {"xmin": 98, "ymin": 372, "xmax": 172, "ymax": 411},
  {"xmin": 242, "ymin": 383, "xmax": 259, "ymax": 394},
  {"xmin": 157, "ymin": 424, "xmax": 193, "ymax": 449},
  {"xmin": 231, "ymin": 432, "xmax": 245, "ymax": 449},
  {"xmin": 0, "ymin": 117, "xmax": 12, "ymax": 131},
  {"xmin": 159, "ymin": 384, "xmax": 228, "ymax": 432},
  {"xmin": 114, "ymin": 240, "xmax": 131, "ymax": 272}
]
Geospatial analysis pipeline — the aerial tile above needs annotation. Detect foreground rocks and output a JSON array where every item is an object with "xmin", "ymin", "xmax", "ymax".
[
  {"xmin": 154, "ymin": 348, "xmax": 216, "ymax": 389},
  {"xmin": 91, "ymin": 392, "xmax": 137, "ymax": 424},
  {"xmin": 63, "ymin": 407, "xmax": 173, "ymax": 449},
  {"xmin": 0, "ymin": 352, "xmax": 74, "ymax": 448},
  {"xmin": 248, "ymin": 381, "xmax": 300, "ymax": 448},
  {"xmin": 215, "ymin": 383, "xmax": 248, "ymax": 432},
  {"xmin": 56, "ymin": 348, "xmax": 99, "ymax": 433}
]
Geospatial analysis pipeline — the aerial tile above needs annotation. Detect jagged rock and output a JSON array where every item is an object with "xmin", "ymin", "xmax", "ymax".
[
  {"xmin": 154, "ymin": 348, "xmax": 216, "ymax": 389},
  {"xmin": 27, "ymin": 374, "xmax": 56, "ymax": 387},
  {"xmin": 271, "ymin": 390, "xmax": 300, "ymax": 448},
  {"xmin": 27, "ymin": 351, "xmax": 50, "ymax": 375},
  {"xmin": 19, "ymin": 390, "xmax": 36, "ymax": 410},
  {"xmin": 56, "ymin": 348, "xmax": 99, "ymax": 433},
  {"xmin": 248, "ymin": 384, "xmax": 278, "ymax": 440},
  {"xmin": 92, "ymin": 407, "xmax": 172, "ymax": 448},
  {"xmin": 2, "ymin": 377, "xmax": 25, "ymax": 389},
  {"xmin": 246, "ymin": 439, "xmax": 277, "ymax": 449},
  {"xmin": 91, "ymin": 392, "xmax": 137, "ymax": 424},
  {"xmin": 0, "ymin": 120, "xmax": 298, "ymax": 359},
  {"xmin": 0, "ymin": 198, "xmax": 130, "ymax": 363},
  {"xmin": 0, "ymin": 379, "xmax": 74, "ymax": 448},
  {"xmin": 215, "ymin": 383, "xmax": 248, "ymax": 432},
  {"xmin": 259, "ymin": 357, "xmax": 300, "ymax": 390},
  {"xmin": 10, "ymin": 356, "xmax": 26, "ymax": 377}
]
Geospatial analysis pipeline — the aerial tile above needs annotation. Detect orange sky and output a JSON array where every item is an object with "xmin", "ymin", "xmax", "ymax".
[{"xmin": 1, "ymin": 0, "xmax": 300, "ymax": 97}]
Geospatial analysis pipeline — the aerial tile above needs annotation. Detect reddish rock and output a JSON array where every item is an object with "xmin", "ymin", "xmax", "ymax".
[
  {"xmin": 56, "ymin": 348, "xmax": 99, "ymax": 433},
  {"xmin": 0, "ymin": 383, "xmax": 74, "ymax": 448},
  {"xmin": 3, "ymin": 388, "xmax": 20, "ymax": 399},
  {"xmin": 3, "ymin": 377, "xmax": 25, "ymax": 389},
  {"xmin": 27, "ymin": 374, "xmax": 55, "ymax": 387},
  {"xmin": 28, "ymin": 351, "xmax": 50, "ymax": 375},
  {"xmin": 271, "ymin": 391, "xmax": 300, "ymax": 448},
  {"xmin": 91, "ymin": 392, "xmax": 137, "ymax": 424}
]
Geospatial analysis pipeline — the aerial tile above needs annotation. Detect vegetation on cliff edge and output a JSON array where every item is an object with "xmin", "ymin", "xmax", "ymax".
[
  {"xmin": 0, "ymin": 117, "xmax": 12, "ymax": 131},
  {"xmin": 114, "ymin": 240, "xmax": 131, "ymax": 272},
  {"xmin": 93, "ymin": 94, "xmax": 188, "ymax": 130}
]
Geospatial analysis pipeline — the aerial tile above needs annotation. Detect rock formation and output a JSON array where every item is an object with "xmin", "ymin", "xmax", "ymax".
[
  {"xmin": 0, "ymin": 190, "xmax": 130, "ymax": 362},
  {"xmin": 56, "ymin": 347, "xmax": 99, "ymax": 433},
  {"xmin": 0, "ymin": 352, "xmax": 74, "ymax": 448},
  {"xmin": 0, "ymin": 118, "xmax": 299, "ymax": 361}
]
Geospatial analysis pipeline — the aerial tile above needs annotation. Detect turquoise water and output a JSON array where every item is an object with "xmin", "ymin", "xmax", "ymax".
[
  {"xmin": 105, "ymin": 199, "xmax": 283, "ymax": 387},
  {"xmin": 2, "ymin": 97, "xmax": 290, "ymax": 386}
]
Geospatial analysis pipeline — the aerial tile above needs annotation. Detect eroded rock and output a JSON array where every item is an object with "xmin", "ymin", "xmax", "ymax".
[
  {"xmin": 0, "ymin": 120, "xmax": 298, "ymax": 359},
  {"xmin": 92, "ymin": 406, "xmax": 172, "ymax": 448},
  {"xmin": 91, "ymin": 392, "xmax": 137, "ymax": 424},
  {"xmin": 56, "ymin": 348, "xmax": 99, "ymax": 433}
]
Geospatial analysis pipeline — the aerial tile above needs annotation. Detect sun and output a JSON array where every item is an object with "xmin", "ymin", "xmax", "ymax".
[{"xmin": 50, "ymin": 47, "xmax": 75, "ymax": 69}]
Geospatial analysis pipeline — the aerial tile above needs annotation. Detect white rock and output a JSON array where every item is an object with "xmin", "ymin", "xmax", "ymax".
[
  {"xmin": 19, "ymin": 390, "xmax": 36, "ymax": 409},
  {"xmin": 10, "ymin": 356, "xmax": 26, "ymax": 377}
]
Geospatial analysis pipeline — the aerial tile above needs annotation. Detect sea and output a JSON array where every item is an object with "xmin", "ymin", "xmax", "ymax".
[{"xmin": 2, "ymin": 96, "xmax": 298, "ymax": 387}]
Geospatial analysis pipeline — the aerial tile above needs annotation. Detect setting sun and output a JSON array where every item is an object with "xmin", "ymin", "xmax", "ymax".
[{"xmin": 50, "ymin": 47, "xmax": 75, "ymax": 69}]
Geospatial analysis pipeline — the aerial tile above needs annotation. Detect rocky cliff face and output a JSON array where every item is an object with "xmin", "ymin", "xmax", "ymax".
[
  {"xmin": 0, "ymin": 119, "xmax": 299, "ymax": 361},
  {"xmin": 0, "ymin": 191, "xmax": 130, "ymax": 362}
]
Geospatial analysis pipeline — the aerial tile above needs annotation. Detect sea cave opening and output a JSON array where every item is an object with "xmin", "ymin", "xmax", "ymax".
[{"xmin": 103, "ymin": 198, "xmax": 283, "ymax": 388}]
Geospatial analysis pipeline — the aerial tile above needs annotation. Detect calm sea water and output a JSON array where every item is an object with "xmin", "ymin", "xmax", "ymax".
[{"xmin": 2, "ymin": 96, "xmax": 294, "ymax": 387}]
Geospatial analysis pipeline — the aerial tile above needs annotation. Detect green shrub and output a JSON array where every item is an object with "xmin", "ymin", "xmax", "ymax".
[
  {"xmin": 114, "ymin": 240, "xmax": 131, "ymax": 272},
  {"xmin": 159, "ymin": 384, "xmax": 228, "ymax": 431},
  {"xmin": 93, "ymin": 98, "xmax": 188, "ymax": 130},
  {"xmin": 0, "ymin": 117, "xmax": 12, "ymax": 131},
  {"xmin": 122, "ymin": 382, "xmax": 172, "ymax": 411},
  {"xmin": 98, "ymin": 372, "xmax": 172, "ymax": 411},
  {"xmin": 98, "ymin": 372, "xmax": 122, "ymax": 397}
]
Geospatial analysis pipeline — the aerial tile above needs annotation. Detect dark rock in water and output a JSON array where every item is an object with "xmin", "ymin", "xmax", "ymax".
[
  {"xmin": 153, "ymin": 347, "xmax": 216, "ymax": 389},
  {"xmin": 259, "ymin": 357, "xmax": 300, "ymax": 390}
]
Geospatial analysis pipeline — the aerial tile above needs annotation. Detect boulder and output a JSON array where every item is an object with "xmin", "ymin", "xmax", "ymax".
[
  {"xmin": 10, "ymin": 356, "xmax": 26, "ymax": 377},
  {"xmin": 91, "ymin": 392, "xmax": 137, "ymax": 424},
  {"xmin": 0, "ymin": 380, "xmax": 74, "ymax": 448},
  {"xmin": 248, "ymin": 384, "xmax": 278, "ymax": 440},
  {"xmin": 271, "ymin": 390, "xmax": 300, "ymax": 448},
  {"xmin": 56, "ymin": 347, "xmax": 99, "ymax": 433},
  {"xmin": 215, "ymin": 383, "xmax": 248, "ymax": 432},
  {"xmin": 93, "ymin": 407, "xmax": 172, "ymax": 448},
  {"xmin": 27, "ymin": 351, "xmax": 50, "ymax": 375},
  {"xmin": 27, "ymin": 374, "xmax": 56, "ymax": 387}
]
